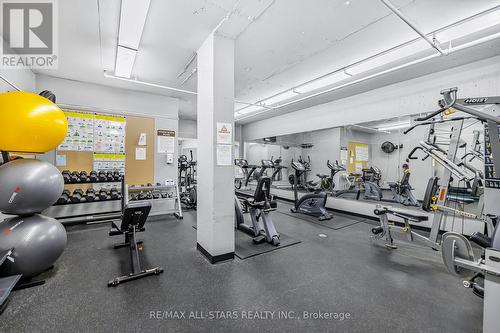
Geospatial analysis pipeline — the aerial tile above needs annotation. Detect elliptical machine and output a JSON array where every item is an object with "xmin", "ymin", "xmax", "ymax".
[
  {"xmin": 288, "ymin": 156, "xmax": 311, "ymax": 188},
  {"xmin": 290, "ymin": 160, "xmax": 332, "ymax": 221},
  {"xmin": 271, "ymin": 156, "xmax": 286, "ymax": 181},
  {"xmin": 235, "ymin": 177, "xmax": 280, "ymax": 246},
  {"xmin": 362, "ymin": 166, "xmax": 383, "ymax": 201},
  {"xmin": 178, "ymin": 151, "xmax": 197, "ymax": 209}
]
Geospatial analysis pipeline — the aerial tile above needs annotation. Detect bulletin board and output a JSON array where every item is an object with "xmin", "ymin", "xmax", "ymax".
[
  {"xmin": 347, "ymin": 142, "xmax": 369, "ymax": 175},
  {"xmin": 54, "ymin": 111, "xmax": 155, "ymax": 187},
  {"xmin": 55, "ymin": 151, "xmax": 94, "ymax": 192},
  {"xmin": 125, "ymin": 115, "xmax": 154, "ymax": 186}
]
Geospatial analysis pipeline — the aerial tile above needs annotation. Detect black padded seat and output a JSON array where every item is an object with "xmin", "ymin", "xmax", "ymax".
[
  {"xmin": 470, "ymin": 232, "xmax": 491, "ymax": 248},
  {"xmin": 244, "ymin": 176, "xmax": 277, "ymax": 210}
]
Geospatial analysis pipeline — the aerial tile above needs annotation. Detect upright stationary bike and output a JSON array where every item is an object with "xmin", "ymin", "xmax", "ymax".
[
  {"xmin": 290, "ymin": 161, "xmax": 332, "ymax": 221},
  {"xmin": 235, "ymin": 177, "xmax": 280, "ymax": 246}
]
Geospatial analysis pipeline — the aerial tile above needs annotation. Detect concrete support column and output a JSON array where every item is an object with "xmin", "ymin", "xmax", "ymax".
[{"xmin": 196, "ymin": 32, "xmax": 235, "ymax": 263}]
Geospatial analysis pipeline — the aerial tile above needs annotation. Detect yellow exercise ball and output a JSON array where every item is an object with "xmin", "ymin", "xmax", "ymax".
[{"xmin": 0, "ymin": 91, "xmax": 68, "ymax": 153}]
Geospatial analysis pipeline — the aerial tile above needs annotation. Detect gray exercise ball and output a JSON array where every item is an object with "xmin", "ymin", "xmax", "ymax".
[
  {"xmin": 0, "ymin": 214, "xmax": 67, "ymax": 278},
  {"xmin": 0, "ymin": 158, "xmax": 64, "ymax": 215}
]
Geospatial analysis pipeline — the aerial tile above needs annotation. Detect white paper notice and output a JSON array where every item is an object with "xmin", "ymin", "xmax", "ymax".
[
  {"xmin": 340, "ymin": 148, "xmax": 348, "ymax": 161},
  {"xmin": 217, "ymin": 123, "xmax": 232, "ymax": 144},
  {"xmin": 355, "ymin": 146, "xmax": 369, "ymax": 161},
  {"xmin": 158, "ymin": 136, "xmax": 174, "ymax": 153},
  {"xmin": 136, "ymin": 147, "xmax": 146, "ymax": 160},
  {"xmin": 157, "ymin": 130, "xmax": 176, "ymax": 153},
  {"xmin": 56, "ymin": 154, "xmax": 67, "ymax": 166},
  {"xmin": 355, "ymin": 162, "xmax": 363, "ymax": 174},
  {"xmin": 216, "ymin": 144, "xmax": 232, "ymax": 166}
]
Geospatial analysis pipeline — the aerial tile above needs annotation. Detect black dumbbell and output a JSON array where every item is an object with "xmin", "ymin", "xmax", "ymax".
[
  {"xmin": 98, "ymin": 189, "xmax": 111, "ymax": 200},
  {"xmin": 57, "ymin": 190, "xmax": 71, "ymax": 204},
  {"xmin": 152, "ymin": 191, "xmax": 160, "ymax": 199},
  {"xmin": 113, "ymin": 170, "xmax": 123, "ymax": 181},
  {"xmin": 98, "ymin": 171, "xmax": 108, "ymax": 182},
  {"xmin": 109, "ymin": 187, "xmax": 121, "ymax": 200},
  {"xmin": 160, "ymin": 191, "xmax": 168, "ymax": 198},
  {"xmin": 71, "ymin": 189, "xmax": 86, "ymax": 202},
  {"xmin": 137, "ymin": 192, "xmax": 146, "ymax": 200},
  {"xmin": 85, "ymin": 188, "xmax": 96, "ymax": 201},
  {"xmin": 130, "ymin": 193, "xmax": 138, "ymax": 201},
  {"xmin": 145, "ymin": 191, "xmax": 153, "ymax": 200},
  {"xmin": 106, "ymin": 171, "xmax": 114, "ymax": 181},
  {"xmin": 89, "ymin": 171, "xmax": 98, "ymax": 182},
  {"xmin": 79, "ymin": 171, "xmax": 89, "ymax": 182},
  {"xmin": 61, "ymin": 170, "xmax": 71, "ymax": 183},
  {"xmin": 70, "ymin": 171, "xmax": 81, "ymax": 183}
]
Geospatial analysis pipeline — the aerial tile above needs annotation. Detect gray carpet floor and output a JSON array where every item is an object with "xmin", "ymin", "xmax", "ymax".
[{"xmin": 0, "ymin": 201, "xmax": 482, "ymax": 333}]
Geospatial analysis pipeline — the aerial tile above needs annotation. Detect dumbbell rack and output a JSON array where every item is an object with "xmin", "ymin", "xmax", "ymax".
[
  {"xmin": 125, "ymin": 183, "xmax": 183, "ymax": 219},
  {"xmin": 43, "ymin": 177, "xmax": 126, "ymax": 226}
]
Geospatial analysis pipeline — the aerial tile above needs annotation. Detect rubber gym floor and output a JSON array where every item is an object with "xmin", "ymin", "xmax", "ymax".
[{"xmin": 0, "ymin": 201, "xmax": 482, "ymax": 333}]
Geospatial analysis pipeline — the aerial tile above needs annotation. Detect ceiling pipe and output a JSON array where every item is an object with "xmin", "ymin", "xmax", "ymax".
[
  {"xmin": 379, "ymin": 0, "xmax": 447, "ymax": 55},
  {"xmin": 180, "ymin": 67, "xmax": 197, "ymax": 86},
  {"xmin": 177, "ymin": 52, "xmax": 197, "ymax": 79},
  {"xmin": 0, "ymin": 74, "xmax": 22, "ymax": 91}
]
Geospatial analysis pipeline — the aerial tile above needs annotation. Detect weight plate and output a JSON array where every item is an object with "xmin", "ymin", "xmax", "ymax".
[{"xmin": 441, "ymin": 232, "xmax": 475, "ymax": 277}]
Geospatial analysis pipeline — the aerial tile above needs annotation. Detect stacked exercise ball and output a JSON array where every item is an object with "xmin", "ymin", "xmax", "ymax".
[{"xmin": 0, "ymin": 91, "xmax": 68, "ymax": 279}]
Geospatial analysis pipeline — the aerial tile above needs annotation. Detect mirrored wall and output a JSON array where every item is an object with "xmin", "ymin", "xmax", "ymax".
[{"xmin": 242, "ymin": 110, "xmax": 485, "ymax": 208}]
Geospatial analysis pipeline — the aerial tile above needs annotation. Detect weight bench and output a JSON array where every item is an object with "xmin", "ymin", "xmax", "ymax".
[
  {"xmin": 371, "ymin": 206, "xmax": 429, "ymax": 249},
  {"xmin": 107, "ymin": 201, "xmax": 164, "ymax": 287}
]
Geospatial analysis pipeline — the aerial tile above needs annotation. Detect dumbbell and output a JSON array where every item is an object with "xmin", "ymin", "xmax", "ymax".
[
  {"xmin": 113, "ymin": 170, "xmax": 124, "ymax": 181},
  {"xmin": 70, "ymin": 171, "xmax": 81, "ymax": 183},
  {"xmin": 137, "ymin": 192, "xmax": 146, "ymax": 200},
  {"xmin": 71, "ymin": 189, "xmax": 86, "ymax": 203},
  {"xmin": 152, "ymin": 191, "xmax": 160, "ymax": 199},
  {"xmin": 61, "ymin": 170, "xmax": 71, "ymax": 183},
  {"xmin": 57, "ymin": 190, "xmax": 71, "ymax": 204},
  {"xmin": 109, "ymin": 187, "xmax": 121, "ymax": 200},
  {"xmin": 145, "ymin": 191, "xmax": 153, "ymax": 200},
  {"xmin": 160, "ymin": 191, "xmax": 168, "ymax": 198},
  {"xmin": 98, "ymin": 171, "xmax": 108, "ymax": 182},
  {"xmin": 98, "ymin": 189, "xmax": 111, "ymax": 200},
  {"xmin": 79, "ymin": 171, "xmax": 89, "ymax": 182},
  {"xmin": 130, "ymin": 193, "xmax": 139, "ymax": 201},
  {"xmin": 85, "ymin": 188, "xmax": 96, "ymax": 201},
  {"xmin": 89, "ymin": 171, "xmax": 99, "ymax": 182},
  {"xmin": 106, "ymin": 171, "xmax": 115, "ymax": 181}
]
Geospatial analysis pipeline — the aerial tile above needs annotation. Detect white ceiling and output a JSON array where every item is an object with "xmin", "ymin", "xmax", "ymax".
[{"xmin": 33, "ymin": 0, "xmax": 500, "ymax": 121}]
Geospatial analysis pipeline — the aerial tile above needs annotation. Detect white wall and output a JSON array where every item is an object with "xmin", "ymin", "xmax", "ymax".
[
  {"xmin": 179, "ymin": 119, "xmax": 197, "ymax": 139},
  {"xmin": 242, "ymin": 55, "xmax": 500, "ymax": 141},
  {"xmin": 298, "ymin": 127, "xmax": 342, "ymax": 181},
  {"xmin": 35, "ymin": 75, "xmax": 180, "ymax": 183}
]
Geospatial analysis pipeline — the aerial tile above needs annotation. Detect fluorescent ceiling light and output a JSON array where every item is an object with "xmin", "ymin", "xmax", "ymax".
[
  {"xmin": 114, "ymin": 0, "xmax": 151, "ymax": 78},
  {"xmin": 377, "ymin": 121, "xmax": 411, "ymax": 131},
  {"xmin": 347, "ymin": 39, "xmax": 430, "ymax": 75},
  {"xmin": 295, "ymin": 71, "xmax": 351, "ymax": 94},
  {"xmin": 118, "ymin": 0, "xmax": 151, "ymax": 48},
  {"xmin": 114, "ymin": 46, "xmax": 137, "ymax": 78},
  {"xmin": 263, "ymin": 90, "xmax": 300, "ymax": 106},
  {"xmin": 436, "ymin": 9, "xmax": 500, "ymax": 43}
]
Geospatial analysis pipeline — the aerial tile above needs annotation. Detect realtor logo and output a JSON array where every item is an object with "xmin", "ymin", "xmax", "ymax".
[{"xmin": 1, "ymin": 0, "xmax": 58, "ymax": 68}]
